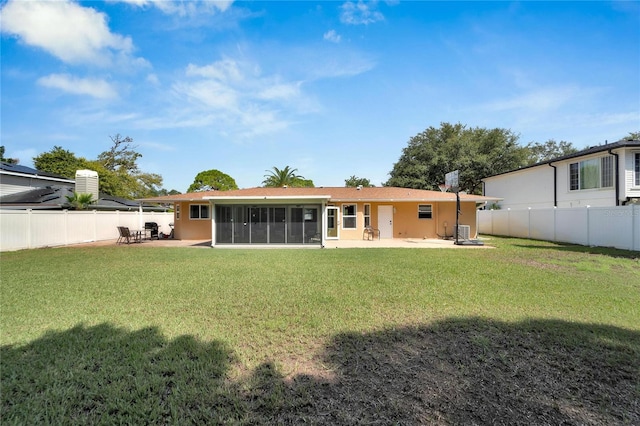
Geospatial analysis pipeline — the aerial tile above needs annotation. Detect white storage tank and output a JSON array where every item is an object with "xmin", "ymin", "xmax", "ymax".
[{"xmin": 75, "ymin": 170, "xmax": 99, "ymax": 201}]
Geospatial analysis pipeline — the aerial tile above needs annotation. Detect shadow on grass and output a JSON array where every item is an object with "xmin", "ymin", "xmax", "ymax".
[
  {"xmin": 2, "ymin": 319, "xmax": 639, "ymax": 424},
  {"xmin": 512, "ymin": 241, "xmax": 639, "ymax": 259}
]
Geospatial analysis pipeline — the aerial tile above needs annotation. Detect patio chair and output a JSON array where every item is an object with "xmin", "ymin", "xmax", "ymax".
[
  {"xmin": 363, "ymin": 226, "xmax": 380, "ymax": 241},
  {"xmin": 116, "ymin": 226, "xmax": 126, "ymax": 244},
  {"xmin": 117, "ymin": 226, "xmax": 141, "ymax": 244}
]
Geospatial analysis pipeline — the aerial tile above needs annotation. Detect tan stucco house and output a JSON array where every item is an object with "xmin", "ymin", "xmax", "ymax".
[{"xmin": 142, "ymin": 186, "xmax": 500, "ymax": 247}]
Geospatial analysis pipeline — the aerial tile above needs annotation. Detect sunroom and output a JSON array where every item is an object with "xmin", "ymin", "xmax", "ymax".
[{"xmin": 205, "ymin": 194, "xmax": 330, "ymax": 246}]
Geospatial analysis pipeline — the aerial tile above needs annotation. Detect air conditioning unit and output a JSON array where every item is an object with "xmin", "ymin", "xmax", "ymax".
[{"xmin": 455, "ymin": 225, "xmax": 470, "ymax": 240}]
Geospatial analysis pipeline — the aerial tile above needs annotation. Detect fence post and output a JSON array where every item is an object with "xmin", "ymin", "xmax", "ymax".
[
  {"xmin": 553, "ymin": 207, "xmax": 557, "ymax": 243},
  {"xmin": 93, "ymin": 210, "xmax": 97, "ymax": 242},
  {"xmin": 27, "ymin": 209, "xmax": 33, "ymax": 249},
  {"xmin": 528, "ymin": 207, "xmax": 531, "ymax": 239},
  {"xmin": 586, "ymin": 205, "xmax": 590, "ymax": 247},
  {"xmin": 634, "ymin": 204, "xmax": 638, "ymax": 252},
  {"xmin": 64, "ymin": 209, "xmax": 69, "ymax": 247}
]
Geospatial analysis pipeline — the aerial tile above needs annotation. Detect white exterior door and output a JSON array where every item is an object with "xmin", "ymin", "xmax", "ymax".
[
  {"xmin": 325, "ymin": 206, "xmax": 339, "ymax": 239},
  {"xmin": 378, "ymin": 205, "xmax": 393, "ymax": 239}
]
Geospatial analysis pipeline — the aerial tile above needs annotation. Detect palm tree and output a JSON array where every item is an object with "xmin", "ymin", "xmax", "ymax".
[
  {"xmin": 65, "ymin": 192, "xmax": 95, "ymax": 210},
  {"xmin": 262, "ymin": 166, "xmax": 303, "ymax": 187}
]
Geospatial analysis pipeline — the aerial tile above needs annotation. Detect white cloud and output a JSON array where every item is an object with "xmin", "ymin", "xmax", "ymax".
[
  {"xmin": 146, "ymin": 73, "xmax": 160, "ymax": 85},
  {"xmin": 340, "ymin": 1, "xmax": 384, "ymax": 25},
  {"xmin": 0, "ymin": 0, "xmax": 139, "ymax": 67},
  {"xmin": 324, "ymin": 30, "xmax": 342, "ymax": 43},
  {"xmin": 483, "ymin": 86, "xmax": 584, "ymax": 113},
  {"xmin": 37, "ymin": 74, "xmax": 118, "ymax": 99},
  {"xmin": 173, "ymin": 79, "xmax": 239, "ymax": 109},
  {"xmin": 111, "ymin": 0, "xmax": 234, "ymax": 16},
  {"xmin": 258, "ymin": 82, "xmax": 302, "ymax": 101},
  {"xmin": 186, "ymin": 60, "xmax": 244, "ymax": 82}
]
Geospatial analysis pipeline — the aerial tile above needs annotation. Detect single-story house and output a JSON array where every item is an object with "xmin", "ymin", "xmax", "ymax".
[
  {"xmin": 0, "ymin": 170, "xmax": 166, "ymax": 212},
  {"xmin": 0, "ymin": 185, "xmax": 168, "ymax": 212},
  {"xmin": 140, "ymin": 186, "xmax": 500, "ymax": 247},
  {"xmin": 482, "ymin": 138, "xmax": 640, "ymax": 209},
  {"xmin": 0, "ymin": 162, "xmax": 75, "ymax": 197}
]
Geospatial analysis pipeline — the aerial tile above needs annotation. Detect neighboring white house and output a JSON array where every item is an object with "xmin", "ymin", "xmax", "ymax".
[
  {"xmin": 482, "ymin": 139, "xmax": 640, "ymax": 209},
  {"xmin": 0, "ymin": 162, "xmax": 75, "ymax": 197}
]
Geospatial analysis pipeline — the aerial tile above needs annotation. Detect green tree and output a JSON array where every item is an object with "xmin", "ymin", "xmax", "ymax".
[
  {"xmin": 345, "ymin": 176, "xmax": 374, "ymax": 187},
  {"xmin": 626, "ymin": 131, "xmax": 639, "ymax": 140},
  {"xmin": 33, "ymin": 136, "xmax": 164, "ymax": 199},
  {"xmin": 524, "ymin": 139, "xmax": 578, "ymax": 165},
  {"xmin": 385, "ymin": 122, "xmax": 527, "ymax": 194},
  {"xmin": 97, "ymin": 134, "xmax": 141, "ymax": 174},
  {"xmin": 0, "ymin": 146, "xmax": 19, "ymax": 164},
  {"xmin": 262, "ymin": 166, "xmax": 313, "ymax": 188},
  {"xmin": 33, "ymin": 146, "xmax": 89, "ymax": 178},
  {"xmin": 65, "ymin": 192, "xmax": 95, "ymax": 210},
  {"xmin": 187, "ymin": 169, "xmax": 238, "ymax": 192}
]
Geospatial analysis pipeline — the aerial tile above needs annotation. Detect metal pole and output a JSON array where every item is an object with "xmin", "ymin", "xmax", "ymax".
[{"xmin": 455, "ymin": 191, "xmax": 460, "ymax": 245}]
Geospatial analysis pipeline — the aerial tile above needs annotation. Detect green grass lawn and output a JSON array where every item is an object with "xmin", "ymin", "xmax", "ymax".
[{"xmin": 2, "ymin": 237, "xmax": 639, "ymax": 424}]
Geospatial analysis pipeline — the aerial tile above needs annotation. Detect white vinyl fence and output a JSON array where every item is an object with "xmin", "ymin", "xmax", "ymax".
[
  {"xmin": 478, "ymin": 205, "xmax": 640, "ymax": 251},
  {"xmin": 0, "ymin": 209, "xmax": 174, "ymax": 252}
]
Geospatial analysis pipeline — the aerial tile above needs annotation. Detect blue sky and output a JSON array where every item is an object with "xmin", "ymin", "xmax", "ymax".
[{"xmin": 2, "ymin": 1, "xmax": 639, "ymax": 192}]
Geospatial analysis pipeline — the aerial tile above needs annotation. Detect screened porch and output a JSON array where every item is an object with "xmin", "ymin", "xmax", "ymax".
[{"xmin": 214, "ymin": 204, "xmax": 322, "ymax": 245}]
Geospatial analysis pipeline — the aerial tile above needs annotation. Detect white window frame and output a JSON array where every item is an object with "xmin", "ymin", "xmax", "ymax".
[
  {"xmin": 418, "ymin": 204, "xmax": 433, "ymax": 219},
  {"xmin": 635, "ymin": 152, "xmax": 640, "ymax": 186},
  {"xmin": 342, "ymin": 204, "xmax": 357, "ymax": 229},
  {"xmin": 568, "ymin": 155, "xmax": 614, "ymax": 191},
  {"xmin": 364, "ymin": 204, "xmax": 371, "ymax": 228},
  {"xmin": 189, "ymin": 204, "xmax": 210, "ymax": 220}
]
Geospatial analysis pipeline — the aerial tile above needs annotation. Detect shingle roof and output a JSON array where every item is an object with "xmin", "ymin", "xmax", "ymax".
[
  {"xmin": 139, "ymin": 186, "xmax": 501, "ymax": 203},
  {"xmin": 483, "ymin": 138, "xmax": 640, "ymax": 180}
]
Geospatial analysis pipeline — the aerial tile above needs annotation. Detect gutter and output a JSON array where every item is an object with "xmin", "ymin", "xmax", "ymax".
[
  {"xmin": 608, "ymin": 148, "xmax": 620, "ymax": 206},
  {"xmin": 548, "ymin": 163, "xmax": 557, "ymax": 207}
]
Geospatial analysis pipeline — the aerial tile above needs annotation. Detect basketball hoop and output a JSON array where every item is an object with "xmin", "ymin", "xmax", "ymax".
[
  {"xmin": 438, "ymin": 183, "xmax": 450, "ymax": 192},
  {"xmin": 445, "ymin": 170, "xmax": 459, "ymax": 193}
]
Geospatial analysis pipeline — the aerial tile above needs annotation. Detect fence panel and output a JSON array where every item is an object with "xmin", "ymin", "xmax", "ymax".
[
  {"xmin": 492, "ymin": 210, "xmax": 510, "ymax": 236},
  {"xmin": 478, "ymin": 210, "xmax": 493, "ymax": 235},
  {"xmin": 478, "ymin": 205, "xmax": 639, "ymax": 251},
  {"xmin": 555, "ymin": 208, "xmax": 588, "ymax": 246},
  {"xmin": 0, "ymin": 210, "xmax": 30, "ymax": 251},
  {"xmin": 529, "ymin": 209, "xmax": 555, "ymax": 241},
  {"xmin": 507, "ymin": 209, "xmax": 530, "ymax": 239},
  {"xmin": 30, "ymin": 210, "xmax": 70, "ymax": 248},
  {"xmin": 1, "ymin": 210, "xmax": 174, "ymax": 252},
  {"xmin": 588, "ymin": 207, "xmax": 635, "ymax": 251}
]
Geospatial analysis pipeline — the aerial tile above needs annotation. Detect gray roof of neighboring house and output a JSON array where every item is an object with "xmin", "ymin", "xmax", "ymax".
[
  {"xmin": 0, "ymin": 185, "xmax": 168, "ymax": 211},
  {"xmin": 0, "ymin": 162, "xmax": 75, "ymax": 182},
  {"xmin": 483, "ymin": 138, "xmax": 640, "ymax": 180}
]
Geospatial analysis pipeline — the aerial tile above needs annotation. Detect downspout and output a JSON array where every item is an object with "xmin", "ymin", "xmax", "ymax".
[
  {"xmin": 548, "ymin": 163, "xmax": 557, "ymax": 207},
  {"xmin": 608, "ymin": 148, "xmax": 620, "ymax": 206}
]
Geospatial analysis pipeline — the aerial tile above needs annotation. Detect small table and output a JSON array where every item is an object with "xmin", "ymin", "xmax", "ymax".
[{"xmin": 131, "ymin": 229, "xmax": 148, "ymax": 241}]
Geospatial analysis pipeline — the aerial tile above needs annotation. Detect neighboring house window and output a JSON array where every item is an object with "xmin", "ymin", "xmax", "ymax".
[
  {"xmin": 190, "ymin": 204, "xmax": 210, "ymax": 219},
  {"xmin": 418, "ymin": 204, "xmax": 432, "ymax": 219},
  {"xmin": 342, "ymin": 204, "xmax": 356, "ymax": 229},
  {"xmin": 601, "ymin": 155, "xmax": 614, "ymax": 188},
  {"xmin": 364, "ymin": 204, "xmax": 371, "ymax": 228},
  {"xmin": 176, "ymin": 204, "xmax": 181, "ymax": 220},
  {"xmin": 635, "ymin": 153, "xmax": 640, "ymax": 186},
  {"xmin": 569, "ymin": 163, "xmax": 579, "ymax": 190},
  {"xmin": 569, "ymin": 155, "xmax": 614, "ymax": 190}
]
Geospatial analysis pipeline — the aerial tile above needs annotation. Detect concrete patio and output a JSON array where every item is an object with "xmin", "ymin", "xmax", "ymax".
[{"xmin": 84, "ymin": 237, "xmax": 493, "ymax": 249}]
